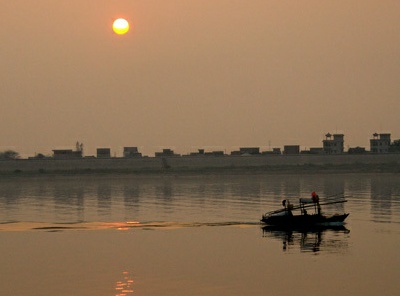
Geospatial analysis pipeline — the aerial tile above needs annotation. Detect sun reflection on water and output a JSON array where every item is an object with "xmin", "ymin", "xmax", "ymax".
[{"xmin": 115, "ymin": 271, "xmax": 134, "ymax": 296}]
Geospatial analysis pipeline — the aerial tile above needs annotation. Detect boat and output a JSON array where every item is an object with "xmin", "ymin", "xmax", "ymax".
[
  {"xmin": 261, "ymin": 193, "xmax": 349, "ymax": 228},
  {"xmin": 261, "ymin": 212, "xmax": 349, "ymax": 228}
]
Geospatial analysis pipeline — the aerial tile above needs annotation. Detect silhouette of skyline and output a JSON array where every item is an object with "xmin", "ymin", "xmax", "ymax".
[{"xmin": 1, "ymin": 1, "xmax": 400, "ymax": 157}]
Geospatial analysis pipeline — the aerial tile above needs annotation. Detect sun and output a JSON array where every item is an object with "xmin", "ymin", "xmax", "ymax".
[{"xmin": 113, "ymin": 18, "xmax": 130, "ymax": 35}]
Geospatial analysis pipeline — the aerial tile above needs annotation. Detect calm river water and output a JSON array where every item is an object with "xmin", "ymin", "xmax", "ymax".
[{"xmin": 0, "ymin": 173, "xmax": 399, "ymax": 296}]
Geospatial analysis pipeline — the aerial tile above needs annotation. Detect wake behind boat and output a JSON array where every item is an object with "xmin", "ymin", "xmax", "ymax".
[{"xmin": 261, "ymin": 192, "xmax": 349, "ymax": 228}]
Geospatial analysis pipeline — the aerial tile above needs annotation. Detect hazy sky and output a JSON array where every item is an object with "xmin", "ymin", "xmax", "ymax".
[{"xmin": 1, "ymin": 1, "xmax": 399, "ymax": 156}]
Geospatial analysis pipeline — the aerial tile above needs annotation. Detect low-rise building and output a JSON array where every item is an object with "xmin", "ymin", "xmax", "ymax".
[
  {"xmin": 301, "ymin": 148, "xmax": 324, "ymax": 154},
  {"xmin": 231, "ymin": 147, "xmax": 260, "ymax": 156},
  {"xmin": 204, "ymin": 151, "xmax": 224, "ymax": 156},
  {"xmin": 310, "ymin": 147, "xmax": 324, "ymax": 154},
  {"xmin": 188, "ymin": 149, "xmax": 205, "ymax": 156},
  {"xmin": 323, "ymin": 133, "xmax": 344, "ymax": 154},
  {"xmin": 272, "ymin": 148, "xmax": 281, "ymax": 155},
  {"xmin": 97, "ymin": 148, "xmax": 111, "ymax": 158},
  {"xmin": 155, "ymin": 149, "xmax": 180, "ymax": 157},
  {"xmin": 53, "ymin": 149, "xmax": 82, "ymax": 159},
  {"xmin": 262, "ymin": 148, "xmax": 281, "ymax": 155},
  {"xmin": 283, "ymin": 145, "xmax": 300, "ymax": 155},
  {"xmin": 348, "ymin": 147, "xmax": 367, "ymax": 154},
  {"xmin": 123, "ymin": 147, "xmax": 142, "ymax": 158},
  {"xmin": 370, "ymin": 133, "xmax": 391, "ymax": 153},
  {"xmin": 239, "ymin": 147, "xmax": 260, "ymax": 155}
]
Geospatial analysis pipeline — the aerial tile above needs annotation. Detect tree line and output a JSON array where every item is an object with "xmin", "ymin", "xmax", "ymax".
[{"xmin": 0, "ymin": 150, "xmax": 20, "ymax": 160}]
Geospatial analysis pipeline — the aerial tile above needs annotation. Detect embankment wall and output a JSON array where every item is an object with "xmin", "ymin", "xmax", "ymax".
[{"xmin": 0, "ymin": 154, "xmax": 399, "ymax": 174}]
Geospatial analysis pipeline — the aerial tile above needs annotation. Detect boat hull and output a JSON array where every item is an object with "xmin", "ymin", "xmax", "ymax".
[{"xmin": 261, "ymin": 213, "xmax": 349, "ymax": 228}]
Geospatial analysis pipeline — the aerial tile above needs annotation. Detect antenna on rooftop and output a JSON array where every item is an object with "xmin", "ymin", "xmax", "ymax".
[{"xmin": 76, "ymin": 141, "xmax": 84, "ymax": 156}]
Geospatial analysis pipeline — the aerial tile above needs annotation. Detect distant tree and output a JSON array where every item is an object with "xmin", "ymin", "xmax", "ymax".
[
  {"xmin": 389, "ymin": 139, "xmax": 400, "ymax": 152},
  {"xmin": 392, "ymin": 139, "xmax": 400, "ymax": 146},
  {"xmin": 0, "ymin": 150, "xmax": 20, "ymax": 160}
]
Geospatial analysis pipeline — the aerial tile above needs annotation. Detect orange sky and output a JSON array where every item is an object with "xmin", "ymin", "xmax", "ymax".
[{"xmin": 1, "ymin": 1, "xmax": 400, "ymax": 156}]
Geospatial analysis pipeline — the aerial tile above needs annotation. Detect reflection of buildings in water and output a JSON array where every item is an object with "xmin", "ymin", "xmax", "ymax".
[
  {"xmin": 97, "ymin": 183, "xmax": 112, "ymax": 217},
  {"xmin": 264, "ymin": 178, "xmax": 285, "ymax": 204},
  {"xmin": 345, "ymin": 175, "xmax": 370, "ymax": 194},
  {"xmin": 0, "ymin": 181, "xmax": 24, "ymax": 221},
  {"xmin": 260, "ymin": 176, "xmax": 300, "ymax": 204},
  {"xmin": 370, "ymin": 176, "xmax": 393, "ymax": 222},
  {"xmin": 32, "ymin": 182, "xmax": 48, "ymax": 205},
  {"xmin": 205, "ymin": 181, "xmax": 226, "ymax": 199},
  {"xmin": 319, "ymin": 177, "xmax": 346, "ymax": 216},
  {"xmin": 123, "ymin": 185, "xmax": 140, "ymax": 206},
  {"xmin": 0, "ymin": 181, "xmax": 23, "ymax": 206},
  {"xmin": 230, "ymin": 179, "xmax": 262, "ymax": 200},
  {"xmin": 186, "ymin": 182, "xmax": 207, "ymax": 208},
  {"xmin": 193, "ymin": 182, "xmax": 206, "ymax": 197},
  {"xmin": 53, "ymin": 183, "xmax": 85, "ymax": 221},
  {"xmin": 155, "ymin": 180, "xmax": 173, "ymax": 200},
  {"xmin": 195, "ymin": 179, "xmax": 227, "ymax": 208},
  {"xmin": 154, "ymin": 180, "xmax": 175, "ymax": 213},
  {"xmin": 123, "ymin": 184, "xmax": 141, "ymax": 220},
  {"xmin": 282, "ymin": 176, "xmax": 301, "ymax": 201},
  {"xmin": 115, "ymin": 271, "xmax": 134, "ymax": 296},
  {"xmin": 262, "ymin": 226, "xmax": 350, "ymax": 254},
  {"xmin": 322, "ymin": 176, "xmax": 345, "ymax": 199}
]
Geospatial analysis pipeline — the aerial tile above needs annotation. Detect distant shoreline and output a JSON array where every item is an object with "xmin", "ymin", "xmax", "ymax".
[
  {"xmin": 1, "ymin": 163, "xmax": 399, "ymax": 177},
  {"xmin": 1, "ymin": 154, "xmax": 399, "ymax": 176}
]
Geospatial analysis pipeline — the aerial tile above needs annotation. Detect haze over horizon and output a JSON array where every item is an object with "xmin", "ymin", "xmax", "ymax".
[{"xmin": 1, "ymin": 1, "xmax": 399, "ymax": 157}]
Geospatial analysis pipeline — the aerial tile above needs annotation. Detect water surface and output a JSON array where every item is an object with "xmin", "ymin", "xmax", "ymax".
[{"xmin": 0, "ymin": 173, "xmax": 399, "ymax": 295}]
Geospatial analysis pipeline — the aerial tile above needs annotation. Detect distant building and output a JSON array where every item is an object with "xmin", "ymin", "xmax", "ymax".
[
  {"xmin": 370, "ymin": 133, "xmax": 391, "ymax": 153},
  {"xmin": 188, "ymin": 149, "xmax": 205, "ymax": 156},
  {"xmin": 323, "ymin": 133, "xmax": 344, "ymax": 154},
  {"xmin": 230, "ymin": 150, "xmax": 242, "ymax": 156},
  {"xmin": 301, "ymin": 147, "xmax": 324, "ymax": 154},
  {"xmin": 262, "ymin": 148, "xmax": 281, "ymax": 155},
  {"xmin": 123, "ymin": 147, "xmax": 142, "ymax": 158},
  {"xmin": 240, "ymin": 147, "xmax": 260, "ymax": 155},
  {"xmin": 28, "ymin": 153, "xmax": 48, "ymax": 160},
  {"xmin": 53, "ymin": 142, "xmax": 84, "ymax": 159},
  {"xmin": 348, "ymin": 147, "xmax": 367, "ymax": 154},
  {"xmin": 283, "ymin": 145, "xmax": 300, "ymax": 155},
  {"xmin": 155, "ymin": 149, "xmax": 180, "ymax": 157},
  {"xmin": 273, "ymin": 148, "xmax": 281, "ymax": 155},
  {"xmin": 231, "ymin": 147, "xmax": 260, "ymax": 156},
  {"xmin": 53, "ymin": 149, "xmax": 82, "ymax": 159},
  {"xmin": 204, "ymin": 151, "xmax": 225, "ymax": 156},
  {"xmin": 97, "ymin": 148, "xmax": 111, "ymax": 158},
  {"xmin": 310, "ymin": 147, "xmax": 324, "ymax": 154}
]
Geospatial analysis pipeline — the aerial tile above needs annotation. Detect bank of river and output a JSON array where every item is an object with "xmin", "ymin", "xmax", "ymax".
[{"xmin": 0, "ymin": 154, "xmax": 399, "ymax": 175}]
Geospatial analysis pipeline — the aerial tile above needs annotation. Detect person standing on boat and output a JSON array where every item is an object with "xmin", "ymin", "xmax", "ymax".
[
  {"xmin": 282, "ymin": 199, "xmax": 293, "ymax": 216},
  {"xmin": 311, "ymin": 192, "xmax": 321, "ymax": 215}
]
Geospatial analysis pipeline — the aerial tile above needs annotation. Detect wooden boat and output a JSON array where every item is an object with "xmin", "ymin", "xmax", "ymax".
[
  {"xmin": 261, "ymin": 195, "xmax": 349, "ymax": 227},
  {"xmin": 261, "ymin": 212, "xmax": 349, "ymax": 227}
]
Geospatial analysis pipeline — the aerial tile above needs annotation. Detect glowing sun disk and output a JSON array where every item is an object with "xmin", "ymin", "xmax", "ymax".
[{"xmin": 113, "ymin": 18, "xmax": 129, "ymax": 35}]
